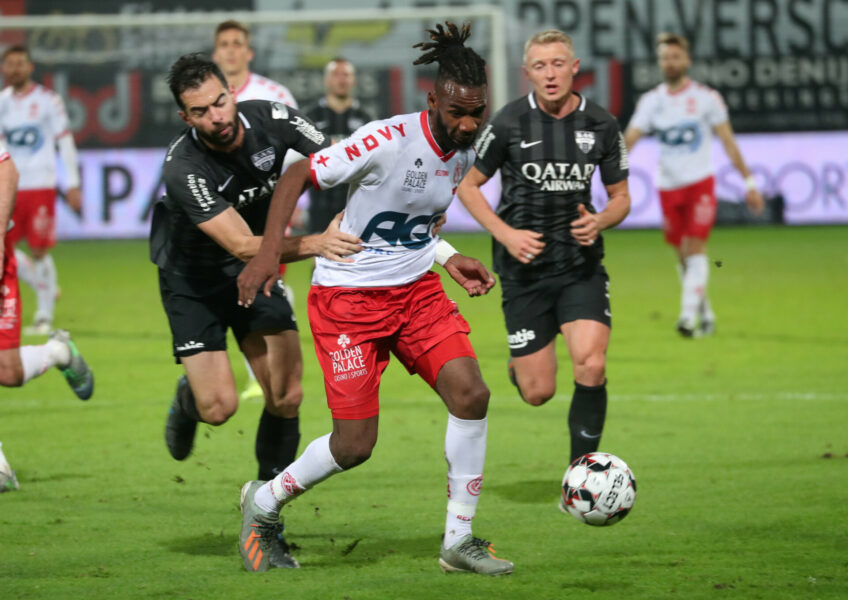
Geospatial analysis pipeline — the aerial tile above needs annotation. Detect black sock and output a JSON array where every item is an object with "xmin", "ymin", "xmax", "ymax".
[
  {"xmin": 178, "ymin": 378, "xmax": 201, "ymax": 422},
  {"xmin": 568, "ymin": 381, "xmax": 608, "ymax": 462},
  {"xmin": 255, "ymin": 411, "xmax": 300, "ymax": 480}
]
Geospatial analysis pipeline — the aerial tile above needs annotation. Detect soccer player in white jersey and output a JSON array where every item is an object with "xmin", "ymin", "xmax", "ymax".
[
  {"xmin": 0, "ymin": 45, "xmax": 82, "ymax": 335},
  {"xmin": 0, "ymin": 140, "xmax": 93, "ymax": 492},
  {"xmin": 212, "ymin": 20, "xmax": 298, "ymax": 108},
  {"xmin": 213, "ymin": 19, "xmax": 301, "ymax": 403},
  {"xmin": 625, "ymin": 33, "xmax": 764, "ymax": 337},
  {"xmin": 234, "ymin": 22, "xmax": 514, "ymax": 575}
]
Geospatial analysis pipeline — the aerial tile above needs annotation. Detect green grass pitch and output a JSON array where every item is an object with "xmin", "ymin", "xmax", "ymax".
[{"xmin": 1, "ymin": 226, "xmax": 846, "ymax": 599}]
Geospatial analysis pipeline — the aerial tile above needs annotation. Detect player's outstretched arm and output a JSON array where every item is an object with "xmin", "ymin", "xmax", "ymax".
[
  {"xmin": 238, "ymin": 160, "xmax": 314, "ymax": 305},
  {"xmin": 623, "ymin": 126, "xmax": 643, "ymax": 152},
  {"xmin": 713, "ymin": 121, "xmax": 764, "ymax": 215},
  {"xmin": 278, "ymin": 211, "xmax": 362, "ymax": 264},
  {"xmin": 456, "ymin": 167, "xmax": 545, "ymax": 264}
]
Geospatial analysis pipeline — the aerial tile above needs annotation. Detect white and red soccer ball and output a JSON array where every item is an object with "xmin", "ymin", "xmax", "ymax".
[{"xmin": 560, "ymin": 452, "xmax": 636, "ymax": 526}]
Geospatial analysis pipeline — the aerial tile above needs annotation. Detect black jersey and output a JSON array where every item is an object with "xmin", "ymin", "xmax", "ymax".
[
  {"xmin": 304, "ymin": 98, "xmax": 373, "ymax": 233},
  {"xmin": 474, "ymin": 92, "xmax": 629, "ymax": 281},
  {"xmin": 149, "ymin": 100, "xmax": 329, "ymax": 282}
]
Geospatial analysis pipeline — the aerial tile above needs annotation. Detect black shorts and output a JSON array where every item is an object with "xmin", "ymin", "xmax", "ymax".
[
  {"xmin": 500, "ymin": 265, "xmax": 611, "ymax": 357},
  {"xmin": 158, "ymin": 270, "xmax": 297, "ymax": 362}
]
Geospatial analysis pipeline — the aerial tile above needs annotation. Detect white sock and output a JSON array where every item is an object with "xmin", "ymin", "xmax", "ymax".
[
  {"xmin": 19, "ymin": 340, "xmax": 70, "ymax": 383},
  {"xmin": 255, "ymin": 433, "xmax": 342, "ymax": 515},
  {"xmin": 443, "ymin": 414, "xmax": 487, "ymax": 549},
  {"xmin": 681, "ymin": 254, "xmax": 708, "ymax": 325},
  {"xmin": 700, "ymin": 296, "xmax": 715, "ymax": 323},
  {"xmin": 32, "ymin": 255, "xmax": 57, "ymax": 324},
  {"xmin": 14, "ymin": 249, "xmax": 36, "ymax": 288}
]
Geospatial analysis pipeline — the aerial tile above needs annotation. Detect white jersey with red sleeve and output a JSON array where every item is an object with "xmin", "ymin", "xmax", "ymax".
[
  {"xmin": 309, "ymin": 110, "xmax": 474, "ymax": 288},
  {"xmin": 629, "ymin": 80, "xmax": 728, "ymax": 190},
  {"xmin": 0, "ymin": 84, "xmax": 72, "ymax": 191},
  {"xmin": 234, "ymin": 72, "xmax": 298, "ymax": 108}
]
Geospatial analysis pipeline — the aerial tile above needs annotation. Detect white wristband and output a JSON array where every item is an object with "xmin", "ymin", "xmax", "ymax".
[
  {"xmin": 434, "ymin": 239, "xmax": 458, "ymax": 266},
  {"xmin": 744, "ymin": 175, "xmax": 757, "ymax": 192}
]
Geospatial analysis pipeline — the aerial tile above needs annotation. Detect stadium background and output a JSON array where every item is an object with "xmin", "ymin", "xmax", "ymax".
[
  {"xmin": 2, "ymin": 3, "xmax": 847, "ymax": 598},
  {"xmin": 1, "ymin": 0, "xmax": 846, "ymax": 238}
]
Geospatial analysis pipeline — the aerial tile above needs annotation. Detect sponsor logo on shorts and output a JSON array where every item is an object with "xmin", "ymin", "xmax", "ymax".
[
  {"xmin": 175, "ymin": 340, "xmax": 205, "ymax": 352},
  {"xmin": 507, "ymin": 328, "xmax": 536, "ymax": 349},
  {"xmin": 329, "ymin": 343, "xmax": 368, "ymax": 382},
  {"xmin": 466, "ymin": 476, "xmax": 483, "ymax": 496}
]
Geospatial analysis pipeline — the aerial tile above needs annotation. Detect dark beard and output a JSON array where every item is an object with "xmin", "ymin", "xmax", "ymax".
[{"xmin": 197, "ymin": 118, "xmax": 240, "ymax": 149}]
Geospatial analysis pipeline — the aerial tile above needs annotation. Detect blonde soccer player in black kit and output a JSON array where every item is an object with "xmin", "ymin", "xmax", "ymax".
[{"xmin": 457, "ymin": 29, "xmax": 631, "ymax": 479}]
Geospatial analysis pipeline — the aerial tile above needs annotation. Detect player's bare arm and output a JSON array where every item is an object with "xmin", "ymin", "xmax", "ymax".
[
  {"xmin": 441, "ymin": 252, "xmax": 496, "ymax": 297},
  {"xmin": 197, "ymin": 207, "xmax": 262, "ymax": 261},
  {"xmin": 0, "ymin": 158, "xmax": 18, "ymax": 266},
  {"xmin": 457, "ymin": 166, "xmax": 546, "ymax": 264},
  {"xmin": 570, "ymin": 180, "xmax": 631, "ymax": 247},
  {"xmin": 713, "ymin": 121, "xmax": 765, "ymax": 215},
  {"xmin": 623, "ymin": 126, "xmax": 644, "ymax": 152}
]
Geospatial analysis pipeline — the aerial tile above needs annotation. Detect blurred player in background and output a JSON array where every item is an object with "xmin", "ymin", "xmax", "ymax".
[
  {"xmin": 0, "ymin": 140, "xmax": 94, "ymax": 491},
  {"xmin": 212, "ymin": 19, "xmax": 297, "ymax": 107},
  {"xmin": 235, "ymin": 22, "xmax": 513, "ymax": 575},
  {"xmin": 457, "ymin": 30, "xmax": 630, "ymax": 474},
  {"xmin": 304, "ymin": 57, "xmax": 372, "ymax": 234},
  {"xmin": 0, "ymin": 45, "xmax": 82, "ymax": 335},
  {"xmin": 151, "ymin": 55, "xmax": 359, "ymax": 491},
  {"xmin": 624, "ymin": 33, "xmax": 764, "ymax": 337},
  {"xmin": 213, "ymin": 19, "xmax": 300, "ymax": 402}
]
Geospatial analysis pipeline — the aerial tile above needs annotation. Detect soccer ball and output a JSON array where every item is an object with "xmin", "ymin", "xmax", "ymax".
[{"xmin": 560, "ymin": 452, "xmax": 636, "ymax": 526}]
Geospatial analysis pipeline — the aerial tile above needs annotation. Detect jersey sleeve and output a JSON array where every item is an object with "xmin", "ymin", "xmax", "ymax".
[
  {"xmin": 309, "ymin": 120, "xmax": 396, "ymax": 191},
  {"xmin": 628, "ymin": 91, "xmax": 655, "ymax": 134},
  {"xmin": 0, "ymin": 139, "xmax": 8, "ymax": 161},
  {"xmin": 705, "ymin": 89, "xmax": 729, "ymax": 127},
  {"xmin": 46, "ymin": 91, "xmax": 72, "ymax": 139},
  {"xmin": 266, "ymin": 103, "xmax": 329, "ymax": 158},
  {"xmin": 163, "ymin": 161, "xmax": 228, "ymax": 225},
  {"xmin": 472, "ymin": 109, "xmax": 511, "ymax": 178},
  {"xmin": 598, "ymin": 117, "xmax": 629, "ymax": 186}
]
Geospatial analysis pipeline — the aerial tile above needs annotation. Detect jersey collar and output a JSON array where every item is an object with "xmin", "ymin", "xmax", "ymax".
[
  {"xmin": 528, "ymin": 91, "xmax": 586, "ymax": 112},
  {"xmin": 233, "ymin": 72, "xmax": 252, "ymax": 99},
  {"xmin": 419, "ymin": 110, "xmax": 455, "ymax": 162}
]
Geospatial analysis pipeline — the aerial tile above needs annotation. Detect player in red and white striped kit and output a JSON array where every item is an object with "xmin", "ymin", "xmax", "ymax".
[
  {"xmin": 234, "ymin": 23, "xmax": 514, "ymax": 576},
  {"xmin": 625, "ymin": 33, "xmax": 764, "ymax": 337},
  {"xmin": 0, "ymin": 45, "xmax": 82, "ymax": 335}
]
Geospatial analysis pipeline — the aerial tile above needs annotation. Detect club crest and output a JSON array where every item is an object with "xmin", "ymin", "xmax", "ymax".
[
  {"xmin": 251, "ymin": 147, "xmax": 276, "ymax": 171},
  {"xmin": 575, "ymin": 130, "xmax": 595, "ymax": 153}
]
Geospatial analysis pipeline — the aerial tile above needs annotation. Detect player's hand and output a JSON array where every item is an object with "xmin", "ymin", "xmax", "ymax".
[
  {"xmin": 65, "ymin": 187, "xmax": 82, "ymax": 213},
  {"xmin": 443, "ymin": 254, "xmax": 496, "ymax": 297},
  {"xmin": 570, "ymin": 204, "xmax": 600, "ymax": 246},
  {"xmin": 432, "ymin": 213, "xmax": 447, "ymax": 237},
  {"xmin": 237, "ymin": 248, "xmax": 281, "ymax": 307},
  {"xmin": 746, "ymin": 188, "xmax": 765, "ymax": 216},
  {"xmin": 307, "ymin": 211, "xmax": 362, "ymax": 262},
  {"xmin": 501, "ymin": 227, "xmax": 545, "ymax": 264}
]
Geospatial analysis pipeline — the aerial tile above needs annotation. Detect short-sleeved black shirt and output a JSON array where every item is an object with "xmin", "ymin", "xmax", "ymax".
[
  {"xmin": 304, "ymin": 98, "xmax": 373, "ymax": 233},
  {"xmin": 149, "ymin": 100, "xmax": 329, "ymax": 283},
  {"xmin": 474, "ymin": 92, "xmax": 628, "ymax": 281}
]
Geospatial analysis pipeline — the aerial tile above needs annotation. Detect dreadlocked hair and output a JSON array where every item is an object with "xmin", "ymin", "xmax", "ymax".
[{"xmin": 413, "ymin": 21, "xmax": 487, "ymax": 88}]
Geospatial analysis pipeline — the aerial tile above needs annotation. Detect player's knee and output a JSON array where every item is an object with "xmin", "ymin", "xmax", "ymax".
[
  {"xmin": 521, "ymin": 381, "xmax": 556, "ymax": 406},
  {"xmin": 198, "ymin": 394, "xmax": 237, "ymax": 425},
  {"xmin": 574, "ymin": 354, "xmax": 606, "ymax": 386},
  {"xmin": 452, "ymin": 381, "xmax": 490, "ymax": 420},
  {"xmin": 266, "ymin": 385, "xmax": 302, "ymax": 418}
]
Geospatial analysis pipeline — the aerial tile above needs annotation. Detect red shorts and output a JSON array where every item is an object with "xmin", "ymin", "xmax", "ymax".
[
  {"xmin": 6, "ymin": 188, "xmax": 56, "ymax": 250},
  {"xmin": 0, "ymin": 232, "xmax": 22, "ymax": 350},
  {"xmin": 659, "ymin": 176, "xmax": 716, "ymax": 247},
  {"xmin": 307, "ymin": 271, "xmax": 475, "ymax": 420}
]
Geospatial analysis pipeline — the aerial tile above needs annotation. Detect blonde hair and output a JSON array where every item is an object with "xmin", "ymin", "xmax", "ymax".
[
  {"xmin": 656, "ymin": 32, "xmax": 689, "ymax": 53},
  {"xmin": 523, "ymin": 29, "xmax": 574, "ymax": 64}
]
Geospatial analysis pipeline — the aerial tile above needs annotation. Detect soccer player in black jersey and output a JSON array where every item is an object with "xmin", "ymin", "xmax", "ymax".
[
  {"xmin": 149, "ymin": 55, "xmax": 361, "ymax": 504},
  {"xmin": 457, "ymin": 30, "xmax": 631, "ymax": 467},
  {"xmin": 305, "ymin": 57, "xmax": 373, "ymax": 234}
]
